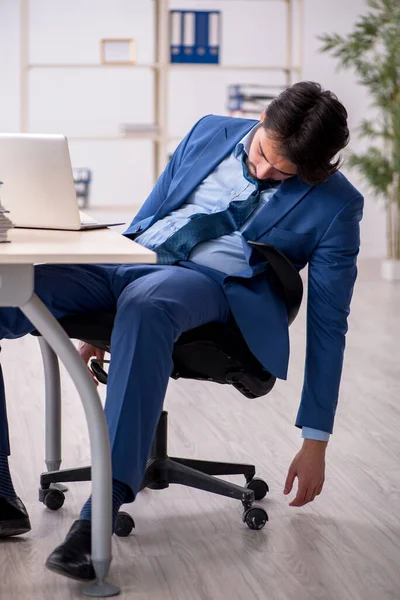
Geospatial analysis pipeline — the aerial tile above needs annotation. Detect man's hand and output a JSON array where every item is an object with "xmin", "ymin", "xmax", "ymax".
[
  {"xmin": 283, "ymin": 439, "xmax": 327, "ymax": 507},
  {"xmin": 78, "ymin": 341, "xmax": 105, "ymax": 386}
]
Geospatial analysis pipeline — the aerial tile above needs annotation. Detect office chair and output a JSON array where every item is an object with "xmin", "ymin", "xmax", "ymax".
[{"xmin": 32, "ymin": 242, "xmax": 303, "ymax": 534}]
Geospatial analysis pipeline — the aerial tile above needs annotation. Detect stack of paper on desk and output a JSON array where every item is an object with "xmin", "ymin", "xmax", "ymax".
[{"xmin": 0, "ymin": 181, "xmax": 14, "ymax": 242}]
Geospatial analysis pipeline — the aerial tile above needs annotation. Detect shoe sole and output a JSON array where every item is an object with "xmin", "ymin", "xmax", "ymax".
[
  {"xmin": 0, "ymin": 518, "xmax": 31, "ymax": 538},
  {"xmin": 45, "ymin": 559, "xmax": 96, "ymax": 582}
]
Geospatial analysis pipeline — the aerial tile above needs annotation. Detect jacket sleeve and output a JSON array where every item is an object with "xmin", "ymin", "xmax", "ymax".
[
  {"xmin": 295, "ymin": 192, "xmax": 364, "ymax": 434},
  {"xmin": 127, "ymin": 115, "xmax": 212, "ymax": 227}
]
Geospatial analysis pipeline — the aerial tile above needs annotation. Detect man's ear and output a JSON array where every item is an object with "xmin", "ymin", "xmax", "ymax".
[{"xmin": 259, "ymin": 108, "xmax": 267, "ymax": 123}]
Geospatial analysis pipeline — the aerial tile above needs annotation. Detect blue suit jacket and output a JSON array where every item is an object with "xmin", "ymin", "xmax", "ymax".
[{"xmin": 124, "ymin": 115, "xmax": 364, "ymax": 434}]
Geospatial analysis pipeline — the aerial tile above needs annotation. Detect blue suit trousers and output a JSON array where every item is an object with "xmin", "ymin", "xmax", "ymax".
[{"xmin": 0, "ymin": 263, "xmax": 230, "ymax": 499}]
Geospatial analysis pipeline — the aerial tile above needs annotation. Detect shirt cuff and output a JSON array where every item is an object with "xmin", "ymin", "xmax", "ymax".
[{"xmin": 301, "ymin": 427, "xmax": 330, "ymax": 442}]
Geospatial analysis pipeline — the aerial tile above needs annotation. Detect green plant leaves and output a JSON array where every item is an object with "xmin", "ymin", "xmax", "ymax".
[
  {"xmin": 347, "ymin": 148, "xmax": 393, "ymax": 195},
  {"xmin": 319, "ymin": 0, "xmax": 400, "ymax": 201}
]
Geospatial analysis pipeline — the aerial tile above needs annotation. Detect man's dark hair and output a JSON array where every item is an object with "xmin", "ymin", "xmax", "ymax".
[{"xmin": 262, "ymin": 81, "xmax": 350, "ymax": 185}]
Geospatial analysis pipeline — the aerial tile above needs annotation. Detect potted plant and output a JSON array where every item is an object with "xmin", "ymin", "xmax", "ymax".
[{"xmin": 319, "ymin": 0, "xmax": 400, "ymax": 280}]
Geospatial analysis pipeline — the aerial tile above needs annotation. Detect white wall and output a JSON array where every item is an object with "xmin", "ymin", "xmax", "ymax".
[
  {"xmin": 0, "ymin": 0, "xmax": 386, "ymax": 257},
  {"xmin": 0, "ymin": 0, "xmax": 20, "ymax": 132}
]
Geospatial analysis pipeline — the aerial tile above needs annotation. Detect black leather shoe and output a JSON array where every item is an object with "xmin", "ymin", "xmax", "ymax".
[
  {"xmin": 0, "ymin": 496, "xmax": 31, "ymax": 537},
  {"xmin": 45, "ymin": 519, "xmax": 96, "ymax": 581}
]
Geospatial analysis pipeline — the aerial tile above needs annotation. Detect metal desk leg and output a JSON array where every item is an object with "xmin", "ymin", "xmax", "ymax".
[
  {"xmin": 38, "ymin": 338, "xmax": 62, "ymax": 473},
  {"xmin": 21, "ymin": 294, "xmax": 119, "ymax": 598}
]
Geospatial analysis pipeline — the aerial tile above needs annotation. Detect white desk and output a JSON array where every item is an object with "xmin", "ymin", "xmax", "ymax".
[{"xmin": 0, "ymin": 227, "xmax": 156, "ymax": 597}]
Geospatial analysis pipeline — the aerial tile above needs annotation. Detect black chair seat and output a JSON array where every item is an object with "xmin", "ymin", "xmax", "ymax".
[
  {"xmin": 171, "ymin": 321, "xmax": 275, "ymax": 397},
  {"xmin": 36, "ymin": 312, "xmax": 276, "ymax": 399}
]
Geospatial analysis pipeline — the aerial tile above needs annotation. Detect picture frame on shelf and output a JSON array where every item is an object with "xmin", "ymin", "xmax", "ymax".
[{"xmin": 100, "ymin": 39, "xmax": 136, "ymax": 65}]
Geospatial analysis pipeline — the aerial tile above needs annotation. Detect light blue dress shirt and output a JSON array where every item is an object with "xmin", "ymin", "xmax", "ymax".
[
  {"xmin": 136, "ymin": 125, "xmax": 280, "ymax": 275},
  {"xmin": 136, "ymin": 125, "xmax": 330, "ymax": 443}
]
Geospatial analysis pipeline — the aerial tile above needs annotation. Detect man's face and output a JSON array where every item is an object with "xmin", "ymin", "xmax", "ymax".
[{"xmin": 247, "ymin": 115, "xmax": 297, "ymax": 182}]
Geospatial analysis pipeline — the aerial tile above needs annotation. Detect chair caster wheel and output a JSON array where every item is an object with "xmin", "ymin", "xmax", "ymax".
[
  {"xmin": 243, "ymin": 506, "xmax": 268, "ymax": 530},
  {"xmin": 245, "ymin": 477, "xmax": 269, "ymax": 500},
  {"xmin": 115, "ymin": 511, "xmax": 135, "ymax": 537},
  {"xmin": 42, "ymin": 489, "xmax": 65, "ymax": 511}
]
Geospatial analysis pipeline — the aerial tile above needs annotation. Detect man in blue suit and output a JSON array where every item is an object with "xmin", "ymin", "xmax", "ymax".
[{"xmin": 0, "ymin": 82, "xmax": 363, "ymax": 580}]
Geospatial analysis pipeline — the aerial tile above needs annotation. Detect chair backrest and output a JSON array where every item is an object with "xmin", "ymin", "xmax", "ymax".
[{"xmin": 247, "ymin": 241, "xmax": 303, "ymax": 325}]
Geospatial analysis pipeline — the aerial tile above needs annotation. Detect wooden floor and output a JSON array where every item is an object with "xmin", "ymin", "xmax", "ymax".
[{"xmin": 0, "ymin": 258, "xmax": 399, "ymax": 600}]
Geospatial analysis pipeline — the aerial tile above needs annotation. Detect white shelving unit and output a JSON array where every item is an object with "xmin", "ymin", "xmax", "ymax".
[{"xmin": 19, "ymin": 0, "xmax": 303, "ymax": 187}]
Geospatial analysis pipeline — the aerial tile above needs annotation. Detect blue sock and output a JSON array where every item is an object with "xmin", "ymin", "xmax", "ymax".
[
  {"xmin": 0, "ymin": 453, "xmax": 17, "ymax": 498},
  {"xmin": 80, "ymin": 479, "xmax": 129, "ymax": 532}
]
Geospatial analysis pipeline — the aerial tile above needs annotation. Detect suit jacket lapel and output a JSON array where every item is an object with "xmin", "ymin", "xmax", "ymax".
[
  {"xmin": 152, "ymin": 119, "xmax": 257, "ymax": 221},
  {"xmin": 243, "ymin": 176, "xmax": 313, "ymax": 241},
  {"xmin": 166, "ymin": 127, "xmax": 228, "ymax": 202}
]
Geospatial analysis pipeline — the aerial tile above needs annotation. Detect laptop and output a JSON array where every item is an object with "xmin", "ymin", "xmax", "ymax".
[{"xmin": 0, "ymin": 133, "xmax": 124, "ymax": 230}]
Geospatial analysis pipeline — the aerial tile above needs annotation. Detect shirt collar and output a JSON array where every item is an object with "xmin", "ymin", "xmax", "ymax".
[{"xmin": 234, "ymin": 123, "xmax": 260, "ymax": 160}]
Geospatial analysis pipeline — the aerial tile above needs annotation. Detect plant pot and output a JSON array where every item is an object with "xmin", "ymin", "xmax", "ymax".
[{"xmin": 381, "ymin": 259, "xmax": 400, "ymax": 281}]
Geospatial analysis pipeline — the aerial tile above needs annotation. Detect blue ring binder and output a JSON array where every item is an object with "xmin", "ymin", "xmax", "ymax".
[{"xmin": 170, "ymin": 10, "xmax": 221, "ymax": 64}]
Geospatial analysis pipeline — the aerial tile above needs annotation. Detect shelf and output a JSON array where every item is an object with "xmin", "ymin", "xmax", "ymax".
[
  {"xmin": 27, "ymin": 63, "xmax": 301, "ymax": 73},
  {"xmin": 67, "ymin": 133, "xmax": 160, "ymax": 142},
  {"xmin": 168, "ymin": 64, "xmax": 299, "ymax": 72},
  {"xmin": 87, "ymin": 205, "xmax": 139, "ymax": 212},
  {"xmin": 27, "ymin": 63, "xmax": 159, "ymax": 70},
  {"xmin": 183, "ymin": 0, "xmax": 290, "ymax": 2}
]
